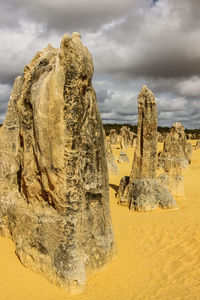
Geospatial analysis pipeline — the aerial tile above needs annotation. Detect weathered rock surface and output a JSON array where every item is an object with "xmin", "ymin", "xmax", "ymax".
[
  {"xmin": 128, "ymin": 179, "xmax": 177, "ymax": 211},
  {"xmin": 104, "ymin": 133, "xmax": 118, "ymax": 175},
  {"xmin": 159, "ymin": 122, "xmax": 192, "ymax": 167},
  {"xmin": 129, "ymin": 131, "xmax": 137, "ymax": 147},
  {"xmin": 131, "ymin": 85, "xmax": 158, "ymax": 180},
  {"xmin": 119, "ymin": 135, "xmax": 125, "ymax": 150},
  {"xmin": 158, "ymin": 173, "xmax": 185, "ymax": 199},
  {"xmin": 196, "ymin": 139, "xmax": 200, "ymax": 150},
  {"xmin": 109, "ymin": 129, "xmax": 118, "ymax": 145},
  {"xmin": 119, "ymin": 126, "xmax": 130, "ymax": 149},
  {"xmin": 185, "ymin": 142, "xmax": 193, "ymax": 163},
  {"xmin": 117, "ymin": 85, "xmax": 176, "ymax": 211},
  {"xmin": 0, "ymin": 33, "xmax": 115, "ymax": 293},
  {"xmin": 117, "ymin": 176, "xmax": 130, "ymax": 205},
  {"xmin": 158, "ymin": 122, "xmax": 192, "ymax": 197},
  {"xmin": 186, "ymin": 133, "xmax": 193, "ymax": 140}
]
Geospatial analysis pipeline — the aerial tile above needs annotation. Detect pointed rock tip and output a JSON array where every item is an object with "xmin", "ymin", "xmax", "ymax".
[
  {"xmin": 60, "ymin": 33, "xmax": 70, "ymax": 48},
  {"xmin": 47, "ymin": 43, "xmax": 53, "ymax": 49},
  {"xmin": 60, "ymin": 32, "xmax": 82, "ymax": 48},
  {"xmin": 43, "ymin": 43, "xmax": 57, "ymax": 51},
  {"xmin": 72, "ymin": 32, "xmax": 82, "ymax": 45},
  {"xmin": 141, "ymin": 84, "xmax": 148, "ymax": 90},
  {"xmin": 140, "ymin": 84, "xmax": 155, "ymax": 96},
  {"xmin": 138, "ymin": 85, "xmax": 155, "ymax": 102},
  {"xmin": 140, "ymin": 85, "xmax": 152, "ymax": 94},
  {"xmin": 72, "ymin": 32, "xmax": 81, "ymax": 39},
  {"xmin": 172, "ymin": 122, "xmax": 183, "ymax": 128}
]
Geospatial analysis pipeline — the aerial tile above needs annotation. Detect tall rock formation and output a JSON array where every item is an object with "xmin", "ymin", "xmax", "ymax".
[
  {"xmin": 117, "ymin": 86, "xmax": 176, "ymax": 211},
  {"xmin": 131, "ymin": 86, "xmax": 157, "ymax": 180},
  {"xmin": 119, "ymin": 126, "xmax": 130, "ymax": 149},
  {"xmin": 0, "ymin": 33, "xmax": 115, "ymax": 293}
]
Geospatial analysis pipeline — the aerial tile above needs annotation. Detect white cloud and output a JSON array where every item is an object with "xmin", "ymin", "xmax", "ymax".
[{"xmin": 177, "ymin": 76, "xmax": 200, "ymax": 98}]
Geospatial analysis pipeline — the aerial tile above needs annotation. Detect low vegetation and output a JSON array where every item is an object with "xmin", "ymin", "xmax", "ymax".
[{"xmin": 103, "ymin": 123, "xmax": 200, "ymax": 138}]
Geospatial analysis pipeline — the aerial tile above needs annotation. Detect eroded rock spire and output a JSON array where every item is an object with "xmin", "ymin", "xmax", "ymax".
[
  {"xmin": 0, "ymin": 32, "xmax": 115, "ymax": 293},
  {"xmin": 131, "ymin": 85, "xmax": 157, "ymax": 179},
  {"xmin": 117, "ymin": 85, "xmax": 177, "ymax": 211}
]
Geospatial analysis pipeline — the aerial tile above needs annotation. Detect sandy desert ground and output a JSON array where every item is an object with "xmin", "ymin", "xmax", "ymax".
[{"xmin": 0, "ymin": 140, "xmax": 200, "ymax": 300}]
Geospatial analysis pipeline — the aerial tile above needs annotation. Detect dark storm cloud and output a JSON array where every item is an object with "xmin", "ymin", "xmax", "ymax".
[
  {"xmin": 0, "ymin": 0, "xmax": 200, "ymax": 128},
  {"xmin": 1, "ymin": 0, "xmax": 135, "ymax": 32},
  {"xmin": 0, "ymin": 2, "xmax": 26, "ymax": 28},
  {"xmin": 0, "ymin": 83, "xmax": 12, "ymax": 122},
  {"xmin": 93, "ymin": 0, "xmax": 200, "ymax": 80}
]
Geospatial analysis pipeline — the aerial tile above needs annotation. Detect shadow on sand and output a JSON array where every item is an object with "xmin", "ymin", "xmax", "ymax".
[{"xmin": 109, "ymin": 184, "xmax": 119, "ymax": 193}]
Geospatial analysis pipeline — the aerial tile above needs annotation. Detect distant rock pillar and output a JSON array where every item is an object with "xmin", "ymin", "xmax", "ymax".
[
  {"xmin": 117, "ymin": 86, "xmax": 177, "ymax": 211},
  {"xmin": 131, "ymin": 85, "xmax": 157, "ymax": 180}
]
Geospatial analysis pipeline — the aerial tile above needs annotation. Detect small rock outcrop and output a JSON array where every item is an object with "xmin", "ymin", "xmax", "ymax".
[
  {"xmin": 196, "ymin": 139, "xmax": 200, "ymax": 149},
  {"xmin": 117, "ymin": 85, "xmax": 176, "ymax": 211},
  {"xmin": 128, "ymin": 179, "xmax": 177, "ymax": 211},
  {"xmin": 0, "ymin": 33, "xmax": 115, "ymax": 293},
  {"xmin": 159, "ymin": 122, "xmax": 192, "ymax": 167},
  {"xmin": 158, "ymin": 122, "xmax": 192, "ymax": 197},
  {"xmin": 129, "ymin": 131, "xmax": 137, "ymax": 147},
  {"xmin": 117, "ymin": 176, "xmax": 130, "ymax": 205},
  {"xmin": 186, "ymin": 133, "xmax": 193, "ymax": 140},
  {"xmin": 109, "ymin": 129, "xmax": 118, "ymax": 145}
]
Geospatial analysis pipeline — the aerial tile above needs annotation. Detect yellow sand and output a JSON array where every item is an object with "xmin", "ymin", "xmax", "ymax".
[{"xmin": 1, "ymin": 141, "xmax": 200, "ymax": 300}]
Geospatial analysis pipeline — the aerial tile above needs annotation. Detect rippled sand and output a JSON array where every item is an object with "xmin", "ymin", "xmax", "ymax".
[{"xmin": 1, "ymin": 141, "xmax": 200, "ymax": 300}]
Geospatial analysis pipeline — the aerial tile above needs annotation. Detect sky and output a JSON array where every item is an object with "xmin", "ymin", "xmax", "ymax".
[{"xmin": 0, "ymin": 0, "xmax": 200, "ymax": 128}]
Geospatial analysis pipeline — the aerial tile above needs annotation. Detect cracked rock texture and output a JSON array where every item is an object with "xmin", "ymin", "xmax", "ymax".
[
  {"xmin": 0, "ymin": 33, "xmax": 115, "ymax": 293},
  {"xmin": 117, "ymin": 86, "xmax": 176, "ymax": 211}
]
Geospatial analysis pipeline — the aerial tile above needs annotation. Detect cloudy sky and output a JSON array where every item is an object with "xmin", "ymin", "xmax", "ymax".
[{"xmin": 0, "ymin": 0, "xmax": 200, "ymax": 128}]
